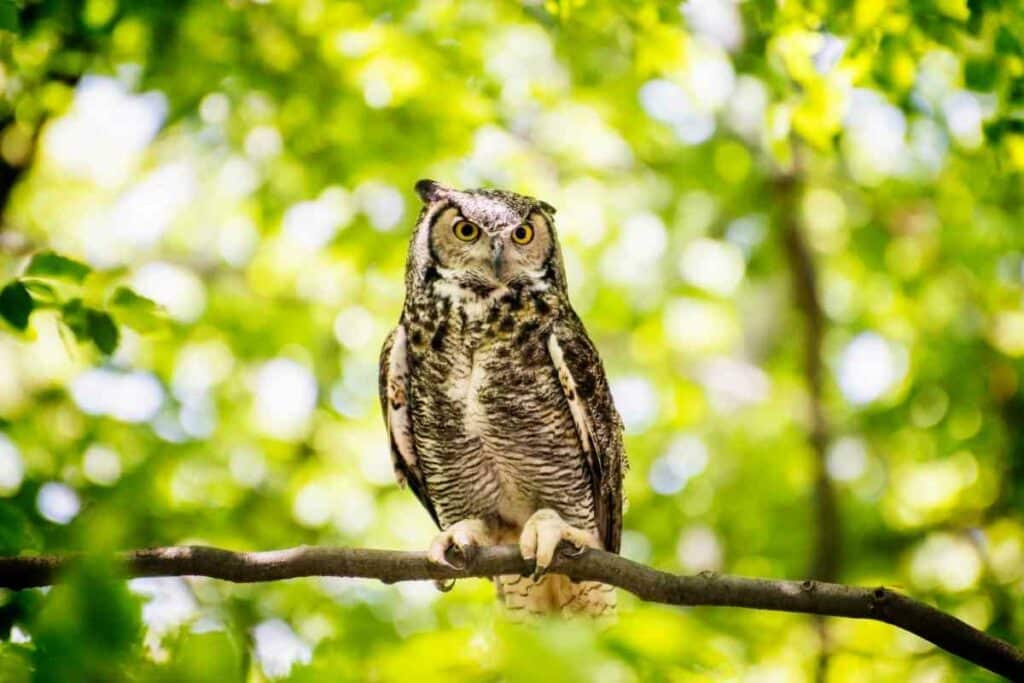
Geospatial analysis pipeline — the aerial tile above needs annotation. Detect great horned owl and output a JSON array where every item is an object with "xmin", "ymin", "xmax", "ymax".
[{"xmin": 379, "ymin": 180, "xmax": 626, "ymax": 616}]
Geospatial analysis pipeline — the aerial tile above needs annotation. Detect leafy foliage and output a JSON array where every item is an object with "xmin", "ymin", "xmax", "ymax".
[
  {"xmin": 24, "ymin": 252, "xmax": 91, "ymax": 284},
  {"xmin": 0, "ymin": 281, "xmax": 30, "ymax": 330},
  {"xmin": 0, "ymin": 252, "xmax": 162, "ymax": 354},
  {"xmin": 0, "ymin": 0, "xmax": 1020, "ymax": 681}
]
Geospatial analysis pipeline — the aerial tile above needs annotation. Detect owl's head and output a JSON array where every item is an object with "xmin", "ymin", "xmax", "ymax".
[{"xmin": 406, "ymin": 179, "xmax": 565, "ymax": 295}]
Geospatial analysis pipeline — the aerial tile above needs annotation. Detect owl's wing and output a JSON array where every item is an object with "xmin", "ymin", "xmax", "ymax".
[
  {"xmin": 379, "ymin": 325, "xmax": 441, "ymax": 528},
  {"xmin": 547, "ymin": 314, "xmax": 626, "ymax": 554}
]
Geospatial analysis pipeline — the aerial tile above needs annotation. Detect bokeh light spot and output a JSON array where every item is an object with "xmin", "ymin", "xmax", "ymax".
[
  {"xmin": 37, "ymin": 482, "xmax": 81, "ymax": 525},
  {"xmin": 836, "ymin": 332, "xmax": 905, "ymax": 405}
]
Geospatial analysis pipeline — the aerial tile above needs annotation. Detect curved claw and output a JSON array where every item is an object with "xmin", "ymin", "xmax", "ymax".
[
  {"xmin": 530, "ymin": 555, "xmax": 546, "ymax": 581},
  {"xmin": 560, "ymin": 540, "xmax": 587, "ymax": 558},
  {"xmin": 519, "ymin": 508, "xmax": 600, "ymax": 581},
  {"xmin": 434, "ymin": 578, "xmax": 456, "ymax": 593},
  {"xmin": 427, "ymin": 519, "xmax": 490, "ymax": 572},
  {"xmin": 428, "ymin": 548, "xmax": 458, "ymax": 570},
  {"xmin": 443, "ymin": 543, "xmax": 473, "ymax": 571}
]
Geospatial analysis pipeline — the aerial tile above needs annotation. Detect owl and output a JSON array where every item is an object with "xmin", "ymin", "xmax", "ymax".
[{"xmin": 378, "ymin": 180, "xmax": 626, "ymax": 617}]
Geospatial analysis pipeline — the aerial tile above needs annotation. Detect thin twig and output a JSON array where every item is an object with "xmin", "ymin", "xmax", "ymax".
[{"xmin": 0, "ymin": 545, "xmax": 1021, "ymax": 679}]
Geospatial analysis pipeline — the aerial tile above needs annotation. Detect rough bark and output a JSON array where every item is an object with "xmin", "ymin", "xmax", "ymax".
[{"xmin": 0, "ymin": 544, "xmax": 1021, "ymax": 679}]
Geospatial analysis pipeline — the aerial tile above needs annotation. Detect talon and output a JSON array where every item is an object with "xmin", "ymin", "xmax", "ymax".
[
  {"xmin": 427, "ymin": 519, "xmax": 490, "ymax": 573},
  {"xmin": 561, "ymin": 541, "xmax": 586, "ymax": 558},
  {"xmin": 444, "ymin": 546, "xmax": 467, "ymax": 570},
  {"xmin": 434, "ymin": 578, "xmax": 456, "ymax": 592},
  {"xmin": 519, "ymin": 508, "xmax": 600, "ymax": 582},
  {"xmin": 427, "ymin": 539, "xmax": 454, "ymax": 568}
]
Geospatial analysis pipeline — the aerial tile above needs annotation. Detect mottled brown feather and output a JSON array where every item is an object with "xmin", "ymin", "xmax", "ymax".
[{"xmin": 378, "ymin": 327, "xmax": 441, "ymax": 528}]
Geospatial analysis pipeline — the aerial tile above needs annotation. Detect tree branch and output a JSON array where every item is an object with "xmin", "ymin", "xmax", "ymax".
[
  {"xmin": 776, "ymin": 171, "xmax": 841, "ymax": 584},
  {"xmin": 776, "ymin": 162, "xmax": 843, "ymax": 683},
  {"xmin": 0, "ymin": 545, "xmax": 1021, "ymax": 679}
]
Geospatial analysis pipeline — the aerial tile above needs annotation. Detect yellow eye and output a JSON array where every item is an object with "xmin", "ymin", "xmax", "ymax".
[
  {"xmin": 453, "ymin": 220, "xmax": 481, "ymax": 242},
  {"xmin": 511, "ymin": 224, "xmax": 534, "ymax": 245}
]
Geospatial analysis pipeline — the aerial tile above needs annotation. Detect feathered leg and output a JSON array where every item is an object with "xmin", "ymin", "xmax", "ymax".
[{"xmin": 498, "ymin": 509, "xmax": 616, "ymax": 618}]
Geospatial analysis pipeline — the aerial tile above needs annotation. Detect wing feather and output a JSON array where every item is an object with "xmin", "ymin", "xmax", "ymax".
[
  {"xmin": 547, "ymin": 320, "xmax": 626, "ymax": 553},
  {"xmin": 379, "ymin": 325, "xmax": 440, "ymax": 528}
]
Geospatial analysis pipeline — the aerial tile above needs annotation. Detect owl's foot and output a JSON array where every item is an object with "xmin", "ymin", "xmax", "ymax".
[
  {"xmin": 519, "ymin": 508, "xmax": 599, "ymax": 579},
  {"xmin": 427, "ymin": 518, "xmax": 490, "ymax": 570}
]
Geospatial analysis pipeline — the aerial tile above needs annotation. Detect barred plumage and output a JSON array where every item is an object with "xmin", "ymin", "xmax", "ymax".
[{"xmin": 379, "ymin": 180, "xmax": 626, "ymax": 616}]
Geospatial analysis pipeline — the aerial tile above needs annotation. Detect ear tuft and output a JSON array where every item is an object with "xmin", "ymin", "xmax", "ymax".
[
  {"xmin": 539, "ymin": 200, "xmax": 557, "ymax": 215},
  {"xmin": 415, "ymin": 179, "xmax": 447, "ymax": 203}
]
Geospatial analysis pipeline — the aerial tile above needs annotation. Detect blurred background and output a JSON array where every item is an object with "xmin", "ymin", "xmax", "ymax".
[{"xmin": 0, "ymin": 0, "xmax": 1021, "ymax": 680}]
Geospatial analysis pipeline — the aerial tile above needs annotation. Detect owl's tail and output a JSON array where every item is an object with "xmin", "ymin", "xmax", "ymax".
[{"xmin": 496, "ymin": 573, "xmax": 616, "ymax": 619}]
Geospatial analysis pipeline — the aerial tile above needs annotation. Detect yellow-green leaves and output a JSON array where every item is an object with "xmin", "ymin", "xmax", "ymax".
[
  {"xmin": 936, "ymin": 0, "xmax": 970, "ymax": 22},
  {"xmin": 0, "ymin": 0, "xmax": 1023, "ymax": 680},
  {"xmin": 30, "ymin": 558, "xmax": 142, "ymax": 682},
  {"xmin": 854, "ymin": 0, "xmax": 890, "ymax": 31},
  {"xmin": 155, "ymin": 630, "xmax": 244, "ymax": 682},
  {"xmin": 60, "ymin": 299, "xmax": 119, "ymax": 355},
  {"xmin": 108, "ymin": 286, "xmax": 168, "ymax": 333},
  {"xmin": 24, "ymin": 251, "xmax": 91, "ymax": 284},
  {"xmin": 0, "ymin": 502, "xmax": 40, "ymax": 555},
  {"xmin": 792, "ymin": 78, "xmax": 849, "ymax": 150},
  {"xmin": 769, "ymin": 29, "xmax": 849, "ymax": 150},
  {"xmin": 0, "ymin": 251, "xmax": 166, "ymax": 354}
]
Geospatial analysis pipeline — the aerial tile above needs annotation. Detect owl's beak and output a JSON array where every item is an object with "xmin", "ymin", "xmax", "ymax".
[{"xmin": 490, "ymin": 239, "xmax": 504, "ymax": 279}]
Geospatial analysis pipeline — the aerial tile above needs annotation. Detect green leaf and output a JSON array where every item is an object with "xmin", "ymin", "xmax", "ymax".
[
  {"xmin": 60, "ymin": 299, "xmax": 88, "ymax": 341},
  {"xmin": 0, "ymin": 502, "xmax": 39, "ymax": 556},
  {"xmin": 161, "ymin": 630, "xmax": 244, "ymax": 682},
  {"xmin": 996, "ymin": 27, "xmax": 1023, "ymax": 57},
  {"xmin": 30, "ymin": 557, "xmax": 142, "ymax": 682},
  {"xmin": 24, "ymin": 251, "xmax": 91, "ymax": 284},
  {"xmin": 0, "ymin": 282, "xmax": 33, "ymax": 331},
  {"xmin": 108, "ymin": 286, "xmax": 167, "ymax": 332},
  {"xmin": 108, "ymin": 286, "xmax": 155, "ymax": 309},
  {"xmin": 965, "ymin": 59, "xmax": 998, "ymax": 90},
  {"xmin": 936, "ymin": 0, "xmax": 969, "ymax": 21},
  {"xmin": 21, "ymin": 280, "xmax": 59, "ymax": 306},
  {"xmin": 86, "ymin": 309, "xmax": 119, "ymax": 354},
  {"xmin": 1010, "ymin": 77, "xmax": 1024, "ymax": 106},
  {"xmin": 0, "ymin": 643, "xmax": 31, "ymax": 683},
  {"xmin": 0, "ymin": 1, "xmax": 19, "ymax": 34},
  {"xmin": 60, "ymin": 300, "xmax": 120, "ymax": 353}
]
